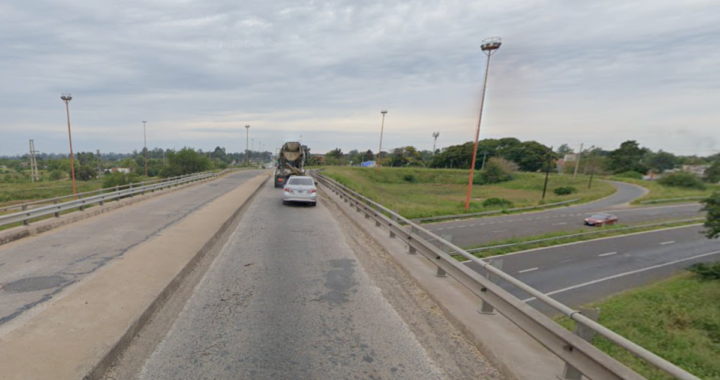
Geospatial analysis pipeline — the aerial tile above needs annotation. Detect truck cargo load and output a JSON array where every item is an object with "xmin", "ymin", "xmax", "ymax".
[{"xmin": 274, "ymin": 141, "xmax": 306, "ymax": 188}]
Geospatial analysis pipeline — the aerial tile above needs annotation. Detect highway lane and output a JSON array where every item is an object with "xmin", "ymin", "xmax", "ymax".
[
  {"xmin": 426, "ymin": 180, "xmax": 703, "ymax": 247},
  {"xmin": 138, "ymin": 182, "xmax": 499, "ymax": 380},
  {"xmin": 0, "ymin": 170, "xmax": 265, "ymax": 331},
  {"xmin": 464, "ymin": 224, "xmax": 719, "ymax": 316}
]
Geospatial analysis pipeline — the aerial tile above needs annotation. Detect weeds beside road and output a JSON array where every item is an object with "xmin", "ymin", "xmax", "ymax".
[
  {"xmin": 557, "ymin": 272, "xmax": 720, "ymax": 380},
  {"xmin": 610, "ymin": 177, "xmax": 720, "ymax": 204}
]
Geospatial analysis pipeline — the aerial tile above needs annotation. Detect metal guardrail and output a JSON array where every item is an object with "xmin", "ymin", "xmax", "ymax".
[
  {"xmin": 0, "ymin": 171, "xmax": 227, "ymax": 228},
  {"xmin": 414, "ymin": 198, "xmax": 581, "ymax": 223},
  {"xmin": 639, "ymin": 196, "xmax": 706, "ymax": 204},
  {"xmin": 465, "ymin": 218, "xmax": 705, "ymax": 254},
  {"xmin": 310, "ymin": 171, "xmax": 701, "ymax": 380},
  {"xmin": 0, "ymin": 171, "xmax": 221, "ymax": 214}
]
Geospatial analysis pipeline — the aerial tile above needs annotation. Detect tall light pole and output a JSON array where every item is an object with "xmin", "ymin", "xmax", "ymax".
[
  {"xmin": 61, "ymin": 93, "xmax": 77, "ymax": 199},
  {"xmin": 376, "ymin": 110, "xmax": 388, "ymax": 171},
  {"xmin": 245, "ymin": 125, "xmax": 250, "ymax": 166},
  {"xmin": 432, "ymin": 131, "xmax": 440, "ymax": 155},
  {"xmin": 143, "ymin": 121, "xmax": 148, "ymax": 176},
  {"xmin": 251, "ymin": 138, "xmax": 254, "ymax": 164},
  {"xmin": 465, "ymin": 37, "xmax": 502, "ymax": 211}
]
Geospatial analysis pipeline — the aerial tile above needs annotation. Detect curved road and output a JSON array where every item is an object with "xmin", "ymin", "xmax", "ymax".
[{"xmin": 426, "ymin": 181, "xmax": 704, "ymax": 247}]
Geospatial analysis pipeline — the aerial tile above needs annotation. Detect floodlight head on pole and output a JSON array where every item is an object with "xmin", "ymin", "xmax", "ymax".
[
  {"xmin": 480, "ymin": 37, "xmax": 502, "ymax": 56},
  {"xmin": 61, "ymin": 93, "xmax": 72, "ymax": 103},
  {"xmin": 381, "ymin": 110, "xmax": 387, "ymax": 115},
  {"xmin": 432, "ymin": 131, "xmax": 439, "ymax": 139}
]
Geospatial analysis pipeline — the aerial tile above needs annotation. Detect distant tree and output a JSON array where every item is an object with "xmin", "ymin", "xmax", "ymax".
[
  {"xmin": 557, "ymin": 144, "xmax": 574, "ymax": 156},
  {"xmin": 705, "ymin": 161, "xmax": 720, "ymax": 183},
  {"xmin": 362, "ymin": 149, "xmax": 374, "ymax": 162},
  {"xmin": 73, "ymin": 165, "xmax": 97, "ymax": 181},
  {"xmin": 159, "ymin": 148, "xmax": 211, "ymax": 177},
  {"xmin": 607, "ymin": 140, "xmax": 649, "ymax": 174},
  {"xmin": 645, "ymin": 150, "xmax": 677, "ymax": 173},
  {"xmin": 326, "ymin": 148, "xmax": 343, "ymax": 159},
  {"xmin": 480, "ymin": 157, "xmax": 516, "ymax": 184},
  {"xmin": 700, "ymin": 192, "xmax": 720, "ymax": 239}
]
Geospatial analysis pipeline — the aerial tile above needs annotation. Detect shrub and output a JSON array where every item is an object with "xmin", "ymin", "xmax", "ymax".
[
  {"xmin": 658, "ymin": 172, "xmax": 706, "ymax": 190},
  {"xmin": 482, "ymin": 197, "xmax": 514, "ymax": 208},
  {"xmin": 403, "ymin": 173, "xmax": 418, "ymax": 183},
  {"xmin": 480, "ymin": 158, "xmax": 516, "ymax": 184},
  {"xmin": 102, "ymin": 172, "xmax": 141, "ymax": 188},
  {"xmin": 687, "ymin": 262, "xmax": 720, "ymax": 281},
  {"xmin": 616, "ymin": 171, "xmax": 644, "ymax": 180},
  {"xmin": 554, "ymin": 186, "xmax": 577, "ymax": 195},
  {"xmin": 49, "ymin": 170, "xmax": 63, "ymax": 181}
]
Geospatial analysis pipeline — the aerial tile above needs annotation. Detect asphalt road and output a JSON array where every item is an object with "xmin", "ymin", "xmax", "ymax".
[
  {"xmin": 138, "ymin": 183, "xmax": 454, "ymax": 380},
  {"xmin": 465, "ymin": 224, "xmax": 720, "ymax": 316},
  {"xmin": 0, "ymin": 170, "xmax": 265, "ymax": 331},
  {"xmin": 426, "ymin": 181, "xmax": 704, "ymax": 247}
]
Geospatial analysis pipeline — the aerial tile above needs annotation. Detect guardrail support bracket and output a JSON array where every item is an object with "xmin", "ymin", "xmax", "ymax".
[
  {"xmin": 559, "ymin": 308, "xmax": 599, "ymax": 380},
  {"xmin": 480, "ymin": 258, "xmax": 504, "ymax": 314}
]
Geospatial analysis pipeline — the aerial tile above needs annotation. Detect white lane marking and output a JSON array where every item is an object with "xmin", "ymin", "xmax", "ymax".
[
  {"xmin": 492, "ymin": 230, "xmax": 508, "ymax": 233},
  {"xmin": 469, "ymin": 224, "xmax": 476, "ymax": 227},
  {"xmin": 598, "ymin": 252, "xmax": 617, "ymax": 257},
  {"xmin": 518, "ymin": 267, "xmax": 539, "ymax": 274},
  {"xmin": 660, "ymin": 241, "xmax": 675, "ymax": 245},
  {"xmin": 436, "ymin": 228, "xmax": 445, "ymax": 231},
  {"xmin": 446, "ymin": 227, "xmax": 454, "ymax": 229},
  {"xmin": 479, "ymin": 223, "xmax": 486, "ymax": 226},
  {"xmin": 553, "ymin": 222, "xmax": 568, "ymax": 226},
  {"xmin": 521, "ymin": 250, "xmax": 720, "ymax": 302}
]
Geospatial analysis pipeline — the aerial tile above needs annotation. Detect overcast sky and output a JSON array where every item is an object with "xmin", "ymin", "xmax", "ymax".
[{"xmin": 2, "ymin": 0, "xmax": 719, "ymax": 157}]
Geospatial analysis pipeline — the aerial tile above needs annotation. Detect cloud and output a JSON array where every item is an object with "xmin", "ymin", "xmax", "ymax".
[{"xmin": 1, "ymin": 0, "xmax": 719, "ymax": 156}]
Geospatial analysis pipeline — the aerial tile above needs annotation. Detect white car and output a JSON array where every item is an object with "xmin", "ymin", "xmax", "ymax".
[{"xmin": 282, "ymin": 176, "xmax": 317, "ymax": 206}]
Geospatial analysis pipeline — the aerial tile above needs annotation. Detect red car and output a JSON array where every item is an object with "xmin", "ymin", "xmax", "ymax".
[{"xmin": 584, "ymin": 213, "xmax": 618, "ymax": 226}]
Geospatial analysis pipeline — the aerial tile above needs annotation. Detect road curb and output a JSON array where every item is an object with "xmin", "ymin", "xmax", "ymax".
[
  {"xmin": 0, "ymin": 173, "xmax": 270, "ymax": 380},
  {"xmin": 319, "ymin": 187, "xmax": 565, "ymax": 380},
  {"xmin": 0, "ymin": 170, "xmax": 242, "ymax": 247}
]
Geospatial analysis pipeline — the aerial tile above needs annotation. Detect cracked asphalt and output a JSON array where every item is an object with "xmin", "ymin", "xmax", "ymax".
[
  {"xmin": 138, "ymin": 182, "xmax": 456, "ymax": 380},
  {"xmin": 0, "ymin": 170, "xmax": 264, "ymax": 331}
]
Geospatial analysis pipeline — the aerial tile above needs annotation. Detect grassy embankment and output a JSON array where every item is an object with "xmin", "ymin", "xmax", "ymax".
[
  {"xmin": 610, "ymin": 176, "xmax": 720, "ymax": 204},
  {"xmin": 322, "ymin": 167, "xmax": 615, "ymax": 219},
  {"xmin": 557, "ymin": 273, "xmax": 720, "ymax": 380}
]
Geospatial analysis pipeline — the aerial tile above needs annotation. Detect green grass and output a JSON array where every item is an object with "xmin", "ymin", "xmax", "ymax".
[
  {"xmin": 609, "ymin": 177, "xmax": 720, "ymax": 204},
  {"xmin": 457, "ymin": 220, "xmax": 704, "ymax": 259},
  {"xmin": 0, "ymin": 181, "xmax": 104, "ymax": 207},
  {"xmin": 322, "ymin": 167, "xmax": 615, "ymax": 219},
  {"xmin": 556, "ymin": 273, "xmax": 720, "ymax": 380}
]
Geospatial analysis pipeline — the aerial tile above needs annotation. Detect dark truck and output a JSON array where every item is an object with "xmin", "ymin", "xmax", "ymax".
[{"xmin": 274, "ymin": 141, "xmax": 306, "ymax": 188}]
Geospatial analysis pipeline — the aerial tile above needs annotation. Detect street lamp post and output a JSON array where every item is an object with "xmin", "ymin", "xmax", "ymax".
[
  {"xmin": 465, "ymin": 37, "xmax": 502, "ymax": 210},
  {"xmin": 251, "ymin": 139, "xmax": 255, "ymax": 164},
  {"xmin": 432, "ymin": 131, "xmax": 439, "ymax": 155},
  {"xmin": 61, "ymin": 94, "xmax": 77, "ymax": 199},
  {"xmin": 143, "ymin": 121, "xmax": 148, "ymax": 176},
  {"xmin": 245, "ymin": 125, "xmax": 250, "ymax": 166},
  {"xmin": 376, "ymin": 110, "xmax": 388, "ymax": 171}
]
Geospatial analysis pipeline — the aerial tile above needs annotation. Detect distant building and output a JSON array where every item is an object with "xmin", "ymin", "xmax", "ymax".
[
  {"xmin": 111, "ymin": 167, "xmax": 132, "ymax": 174},
  {"xmin": 681, "ymin": 165, "xmax": 709, "ymax": 177}
]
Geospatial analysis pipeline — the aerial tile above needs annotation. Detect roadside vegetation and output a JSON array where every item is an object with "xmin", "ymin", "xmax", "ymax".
[
  {"xmin": 322, "ymin": 166, "xmax": 614, "ymax": 219},
  {"xmin": 453, "ymin": 220, "xmax": 703, "ymax": 260},
  {"xmin": 609, "ymin": 176, "xmax": 720, "ymax": 204},
  {"xmin": 556, "ymin": 269, "xmax": 720, "ymax": 380}
]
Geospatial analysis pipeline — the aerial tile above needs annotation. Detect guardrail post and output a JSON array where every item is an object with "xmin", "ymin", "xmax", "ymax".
[
  {"xmin": 559, "ymin": 308, "xmax": 599, "ymax": 380},
  {"xmin": 22, "ymin": 205, "xmax": 29, "ymax": 226},
  {"xmin": 54, "ymin": 199, "xmax": 60, "ymax": 217},
  {"xmin": 79, "ymin": 195, "xmax": 85, "ymax": 211},
  {"xmin": 98, "ymin": 189, "xmax": 104, "ymax": 206},
  {"xmin": 479, "ymin": 258, "xmax": 504, "ymax": 314},
  {"xmin": 408, "ymin": 226, "xmax": 418, "ymax": 254},
  {"xmin": 130, "ymin": 182, "xmax": 134, "ymax": 197},
  {"xmin": 437, "ymin": 234, "xmax": 453, "ymax": 277},
  {"xmin": 141, "ymin": 181, "xmax": 146, "ymax": 195}
]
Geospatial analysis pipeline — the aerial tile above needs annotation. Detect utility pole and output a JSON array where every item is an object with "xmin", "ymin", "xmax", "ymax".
[
  {"xmin": 245, "ymin": 125, "xmax": 250, "ymax": 166},
  {"xmin": 143, "ymin": 121, "xmax": 148, "ymax": 176},
  {"xmin": 465, "ymin": 37, "xmax": 502, "ymax": 210},
  {"xmin": 432, "ymin": 131, "xmax": 439, "ymax": 155},
  {"xmin": 96, "ymin": 149, "xmax": 102, "ymax": 176},
  {"xmin": 61, "ymin": 93, "xmax": 77, "ymax": 199},
  {"xmin": 251, "ymin": 139, "xmax": 254, "ymax": 164},
  {"xmin": 588, "ymin": 153, "xmax": 596, "ymax": 189},
  {"xmin": 541, "ymin": 146, "xmax": 554, "ymax": 200},
  {"xmin": 573, "ymin": 143, "xmax": 583, "ymax": 177},
  {"xmin": 376, "ymin": 110, "xmax": 388, "ymax": 170},
  {"xmin": 163, "ymin": 150, "xmax": 166, "ymax": 166},
  {"xmin": 29, "ymin": 140, "xmax": 39, "ymax": 182},
  {"xmin": 481, "ymin": 152, "xmax": 488, "ymax": 170}
]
